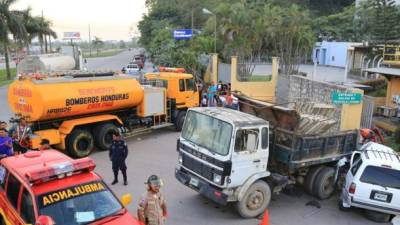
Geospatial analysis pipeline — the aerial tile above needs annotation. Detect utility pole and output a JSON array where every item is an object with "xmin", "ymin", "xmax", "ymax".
[
  {"xmin": 191, "ymin": 10, "xmax": 194, "ymax": 32},
  {"xmin": 88, "ymin": 24, "xmax": 92, "ymax": 57}
]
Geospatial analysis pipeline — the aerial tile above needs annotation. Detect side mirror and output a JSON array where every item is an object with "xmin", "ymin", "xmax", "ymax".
[
  {"xmin": 36, "ymin": 215, "xmax": 55, "ymax": 225},
  {"xmin": 121, "ymin": 193, "xmax": 132, "ymax": 207}
]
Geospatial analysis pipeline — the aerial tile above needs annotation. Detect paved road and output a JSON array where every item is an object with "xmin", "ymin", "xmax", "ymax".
[
  {"xmin": 86, "ymin": 50, "xmax": 140, "ymax": 71},
  {"xmin": 0, "ymin": 86, "xmax": 11, "ymax": 122},
  {"xmin": 91, "ymin": 129, "xmax": 385, "ymax": 225}
]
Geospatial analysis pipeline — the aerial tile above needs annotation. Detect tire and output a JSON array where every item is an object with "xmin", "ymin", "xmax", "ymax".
[
  {"xmin": 236, "ymin": 181, "xmax": 271, "ymax": 218},
  {"xmin": 313, "ymin": 167, "xmax": 335, "ymax": 200},
  {"xmin": 93, "ymin": 123, "xmax": 119, "ymax": 150},
  {"xmin": 304, "ymin": 166, "xmax": 325, "ymax": 195},
  {"xmin": 175, "ymin": 111, "xmax": 186, "ymax": 132},
  {"xmin": 363, "ymin": 210, "xmax": 392, "ymax": 223},
  {"xmin": 67, "ymin": 129, "xmax": 94, "ymax": 158}
]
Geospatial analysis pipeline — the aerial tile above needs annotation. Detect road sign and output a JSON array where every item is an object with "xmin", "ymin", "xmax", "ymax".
[
  {"xmin": 173, "ymin": 29, "xmax": 193, "ymax": 40},
  {"xmin": 332, "ymin": 92, "xmax": 362, "ymax": 104},
  {"xmin": 63, "ymin": 32, "xmax": 81, "ymax": 40}
]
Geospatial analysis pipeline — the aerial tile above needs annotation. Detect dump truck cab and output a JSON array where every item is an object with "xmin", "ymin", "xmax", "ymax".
[
  {"xmin": 145, "ymin": 67, "xmax": 199, "ymax": 110},
  {"xmin": 175, "ymin": 107, "xmax": 271, "ymax": 218}
]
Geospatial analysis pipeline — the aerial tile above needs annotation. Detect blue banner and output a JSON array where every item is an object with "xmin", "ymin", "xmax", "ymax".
[{"xmin": 173, "ymin": 29, "xmax": 193, "ymax": 40}]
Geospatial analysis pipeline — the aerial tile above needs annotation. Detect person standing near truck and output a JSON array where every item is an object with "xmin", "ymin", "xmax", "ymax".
[
  {"xmin": 137, "ymin": 175, "xmax": 168, "ymax": 225},
  {"xmin": 9, "ymin": 118, "xmax": 31, "ymax": 154},
  {"xmin": 0, "ymin": 128, "xmax": 13, "ymax": 158},
  {"xmin": 109, "ymin": 132, "xmax": 128, "ymax": 185}
]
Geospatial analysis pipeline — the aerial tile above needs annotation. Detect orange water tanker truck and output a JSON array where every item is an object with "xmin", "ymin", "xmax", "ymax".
[{"xmin": 8, "ymin": 70, "xmax": 199, "ymax": 157}]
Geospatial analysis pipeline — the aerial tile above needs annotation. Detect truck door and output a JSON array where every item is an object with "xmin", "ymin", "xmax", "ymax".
[
  {"xmin": 184, "ymin": 78, "xmax": 198, "ymax": 108},
  {"xmin": 229, "ymin": 127, "xmax": 269, "ymax": 187},
  {"xmin": 3, "ymin": 173, "xmax": 25, "ymax": 225}
]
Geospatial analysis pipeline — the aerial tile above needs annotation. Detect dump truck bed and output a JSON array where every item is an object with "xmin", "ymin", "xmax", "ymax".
[{"xmin": 270, "ymin": 128, "xmax": 358, "ymax": 174}]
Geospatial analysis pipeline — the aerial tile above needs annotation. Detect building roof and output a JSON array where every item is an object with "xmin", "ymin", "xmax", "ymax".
[
  {"xmin": 190, "ymin": 107, "xmax": 268, "ymax": 127},
  {"xmin": 365, "ymin": 67, "xmax": 400, "ymax": 78}
]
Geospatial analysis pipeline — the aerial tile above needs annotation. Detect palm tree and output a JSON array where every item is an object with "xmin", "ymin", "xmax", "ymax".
[
  {"xmin": 0, "ymin": 0, "xmax": 27, "ymax": 80},
  {"xmin": 20, "ymin": 7, "xmax": 40, "ymax": 54}
]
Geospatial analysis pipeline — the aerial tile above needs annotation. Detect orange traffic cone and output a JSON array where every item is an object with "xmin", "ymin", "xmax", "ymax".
[{"xmin": 260, "ymin": 210, "xmax": 269, "ymax": 225}]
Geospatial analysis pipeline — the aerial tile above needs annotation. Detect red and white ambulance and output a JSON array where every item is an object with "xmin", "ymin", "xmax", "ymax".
[{"xmin": 0, "ymin": 150, "xmax": 141, "ymax": 225}]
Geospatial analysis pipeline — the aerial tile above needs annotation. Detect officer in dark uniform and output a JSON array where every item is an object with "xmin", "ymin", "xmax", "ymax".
[{"xmin": 109, "ymin": 132, "xmax": 128, "ymax": 185}]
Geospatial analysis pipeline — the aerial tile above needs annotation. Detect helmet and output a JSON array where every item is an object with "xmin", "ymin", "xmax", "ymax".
[
  {"xmin": 147, "ymin": 175, "xmax": 162, "ymax": 186},
  {"xmin": 360, "ymin": 128, "xmax": 372, "ymax": 139}
]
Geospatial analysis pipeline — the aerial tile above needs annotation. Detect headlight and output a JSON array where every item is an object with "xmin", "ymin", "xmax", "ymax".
[
  {"xmin": 178, "ymin": 154, "xmax": 183, "ymax": 164},
  {"xmin": 213, "ymin": 174, "xmax": 222, "ymax": 184}
]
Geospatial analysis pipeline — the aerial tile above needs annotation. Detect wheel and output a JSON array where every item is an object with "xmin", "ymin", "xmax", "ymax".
[
  {"xmin": 363, "ymin": 210, "xmax": 392, "ymax": 223},
  {"xmin": 304, "ymin": 166, "xmax": 325, "ymax": 195},
  {"xmin": 175, "ymin": 111, "xmax": 186, "ymax": 132},
  {"xmin": 67, "ymin": 129, "xmax": 94, "ymax": 158},
  {"xmin": 93, "ymin": 123, "xmax": 119, "ymax": 150},
  {"xmin": 313, "ymin": 167, "xmax": 335, "ymax": 200},
  {"xmin": 236, "ymin": 181, "xmax": 271, "ymax": 218}
]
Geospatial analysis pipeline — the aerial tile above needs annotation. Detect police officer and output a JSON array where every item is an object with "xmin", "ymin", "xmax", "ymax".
[
  {"xmin": 109, "ymin": 132, "xmax": 128, "ymax": 185},
  {"xmin": 137, "ymin": 175, "xmax": 168, "ymax": 225}
]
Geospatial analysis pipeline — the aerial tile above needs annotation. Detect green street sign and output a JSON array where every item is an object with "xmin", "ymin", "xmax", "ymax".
[{"xmin": 332, "ymin": 92, "xmax": 362, "ymax": 104}]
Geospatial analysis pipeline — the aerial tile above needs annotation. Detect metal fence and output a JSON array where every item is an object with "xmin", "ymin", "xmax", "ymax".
[{"xmin": 361, "ymin": 96, "xmax": 375, "ymax": 128}]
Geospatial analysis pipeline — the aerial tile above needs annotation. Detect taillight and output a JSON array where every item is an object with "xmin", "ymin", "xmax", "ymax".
[{"xmin": 349, "ymin": 182, "xmax": 356, "ymax": 194}]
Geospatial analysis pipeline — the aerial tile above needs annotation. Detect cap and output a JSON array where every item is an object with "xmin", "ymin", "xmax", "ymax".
[
  {"xmin": 146, "ymin": 175, "xmax": 161, "ymax": 186},
  {"xmin": 40, "ymin": 139, "xmax": 50, "ymax": 145}
]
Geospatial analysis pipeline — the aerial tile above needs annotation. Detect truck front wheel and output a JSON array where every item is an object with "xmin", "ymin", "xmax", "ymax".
[
  {"xmin": 94, "ymin": 123, "xmax": 119, "ymax": 150},
  {"xmin": 67, "ymin": 129, "xmax": 94, "ymax": 158},
  {"xmin": 175, "ymin": 111, "xmax": 186, "ymax": 131},
  {"xmin": 313, "ymin": 167, "xmax": 335, "ymax": 200},
  {"xmin": 236, "ymin": 181, "xmax": 271, "ymax": 218}
]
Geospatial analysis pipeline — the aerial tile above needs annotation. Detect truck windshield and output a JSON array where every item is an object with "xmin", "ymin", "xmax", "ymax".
[
  {"xmin": 360, "ymin": 166, "xmax": 400, "ymax": 189},
  {"xmin": 38, "ymin": 181, "xmax": 123, "ymax": 225},
  {"xmin": 182, "ymin": 110, "xmax": 232, "ymax": 156}
]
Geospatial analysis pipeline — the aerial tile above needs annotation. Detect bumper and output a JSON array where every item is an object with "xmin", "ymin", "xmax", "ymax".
[
  {"xmin": 175, "ymin": 168, "xmax": 228, "ymax": 205},
  {"xmin": 343, "ymin": 190, "xmax": 400, "ymax": 215}
]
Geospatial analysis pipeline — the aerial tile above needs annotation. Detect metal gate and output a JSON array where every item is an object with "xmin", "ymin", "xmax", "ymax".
[{"xmin": 361, "ymin": 96, "xmax": 375, "ymax": 128}]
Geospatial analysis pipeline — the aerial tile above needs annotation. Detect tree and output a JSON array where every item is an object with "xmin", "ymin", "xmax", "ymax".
[
  {"xmin": 0, "ymin": 0, "xmax": 27, "ymax": 79},
  {"xmin": 359, "ymin": 0, "xmax": 400, "ymax": 44},
  {"xmin": 92, "ymin": 36, "xmax": 104, "ymax": 55}
]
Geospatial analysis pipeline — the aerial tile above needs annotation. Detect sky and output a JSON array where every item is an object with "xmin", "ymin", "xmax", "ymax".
[{"xmin": 12, "ymin": 0, "xmax": 147, "ymax": 41}]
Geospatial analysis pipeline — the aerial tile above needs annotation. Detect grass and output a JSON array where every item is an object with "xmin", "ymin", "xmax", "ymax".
[
  {"xmin": 82, "ymin": 49, "xmax": 125, "ymax": 58},
  {"xmin": 0, "ymin": 68, "xmax": 17, "ymax": 87},
  {"xmin": 249, "ymin": 75, "xmax": 272, "ymax": 82}
]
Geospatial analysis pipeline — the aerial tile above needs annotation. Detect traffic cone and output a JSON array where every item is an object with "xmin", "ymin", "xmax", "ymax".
[{"xmin": 260, "ymin": 210, "xmax": 269, "ymax": 225}]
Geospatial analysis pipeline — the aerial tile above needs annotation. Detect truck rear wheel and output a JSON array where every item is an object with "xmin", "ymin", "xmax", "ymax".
[
  {"xmin": 313, "ymin": 167, "xmax": 335, "ymax": 200},
  {"xmin": 94, "ymin": 123, "xmax": 119, "ymax": 150},
  {"xmin": 236, "ymin": 181, "xmax": 271, "ymax": 218},
  {"xmin": 67, "ymin": 129, "xmax": 94, "ymax": 158},
  {"xmin": 175, "ymin": 111, "xmax": 186, "ymax": 131},
  {"xmin": 304, "ymin": 166, "xmax": 325, "ymax": 195}
]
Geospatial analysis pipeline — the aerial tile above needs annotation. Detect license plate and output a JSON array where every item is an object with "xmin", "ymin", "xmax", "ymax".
[
  {"xmin": 374, "ymin": 193, "xmax": 388, "ymax": 202},
  {"xmin": 189, "ymin": 178, "xmax": 199, "ymax": 187}
]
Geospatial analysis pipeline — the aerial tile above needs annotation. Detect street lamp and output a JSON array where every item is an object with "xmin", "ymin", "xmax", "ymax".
[{"xmin": 202, "ymin": 8, "xmax": 217, "ymax": 53}]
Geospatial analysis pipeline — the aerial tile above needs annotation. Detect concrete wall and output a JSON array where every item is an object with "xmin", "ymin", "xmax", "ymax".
[
  {"xmin": 386, "ymin": 78, "xmax": 400, "ymax": 108},
  {"xmin": 288, "ymin": 75, "xmax": 364, "ymax": 132}
]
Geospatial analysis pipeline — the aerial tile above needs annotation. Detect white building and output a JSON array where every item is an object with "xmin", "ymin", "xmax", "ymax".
[{"xmin": 312, "ymin": 41, "xmax": 363, "ymax": 68}]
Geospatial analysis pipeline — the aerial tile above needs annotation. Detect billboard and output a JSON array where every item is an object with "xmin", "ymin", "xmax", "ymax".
[{"xmin": 63, "ymin": 32, "xmax": 81, "ymax": 40}]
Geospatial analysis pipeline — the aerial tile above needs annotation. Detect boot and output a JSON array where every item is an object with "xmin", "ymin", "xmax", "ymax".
[
  {"xmin": 112, "ymin": 170, "xmax": 118, "ymax": 185},
  {"xmin": 122, "ymin": 170, "xmax": 128, "ymax": 186}
]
